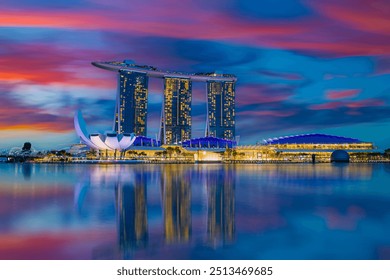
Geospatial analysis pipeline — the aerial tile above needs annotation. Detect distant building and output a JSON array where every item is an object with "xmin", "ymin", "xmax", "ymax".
[
  {"xmin": 236, "ymin": 134, "xmax": 379, "ymax": 162},
  {"xmin": 114, "ymin": 70, "xmax": 148, "ymax": 135},
  {"xmin": 207, "ymin": 81, "xmax": 235, "ymax": 140},
  {"xmin": 68, "ymin": 143, "xmax": 89, "ymax": 156},
  {"xmin": 161, "ymin": 77, "xmax": 192, "ymax": 144}
]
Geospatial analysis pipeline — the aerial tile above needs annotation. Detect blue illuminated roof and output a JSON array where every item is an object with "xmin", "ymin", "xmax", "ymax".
[
  {"xmin": 182, "ymin": 136, "xmax": 236, "ymax": 149},
  {"xmin": 263, "ymin": 134, "xmax": 362, "ymax": 145},
  {"xmin": 133, "ymin": 136, "xmax": 160, "ymax": 147}
]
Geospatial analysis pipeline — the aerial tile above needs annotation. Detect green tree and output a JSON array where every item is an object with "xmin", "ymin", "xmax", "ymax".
[
  {"xmin": 126, "ymin": 150, "xmax": 138, "ymax": 158},
  {"xmin": 174, "ymin": 146, "xmax": 182, "ymax": 155},
  {"xmin": 224, "ymin": 148, "xmax": 232, "ymax": 158},
  {"xmin": 166, "ymin": 147, "xmax": 175, "ymax": 158},
  {"xmin": 86, "ymin": 149, "xmax": 97, "ymax": 159},
  {"xmin": 138, "ymin": 151, "xmax": 147, "ymax": 158}
]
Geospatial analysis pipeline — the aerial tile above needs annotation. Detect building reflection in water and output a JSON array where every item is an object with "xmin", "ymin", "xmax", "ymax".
[
  {"xmin": 75, "ymin": 164, "xmax": 237, "ymax": 258},
  {"xmin": 205, "ymin": 166, "xmax": 235, "ymax": 247},
  {"xmin": 161, "ymin": 165, "xmax": 191, "ymax": 243},
  {"xmin": 116, "ymin": 170, "xmax": 148, "ymax": 254},
  {"xmin": 21, "ymin": 163, "xmax": 32, "ymax": 180},
  {"xmin": 74, "ymin": 165, "xmax": 149, "ymax": 258}
]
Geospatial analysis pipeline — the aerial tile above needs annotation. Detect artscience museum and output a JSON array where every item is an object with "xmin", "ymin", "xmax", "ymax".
[{"xmin": 74, "ymin": 110, "xmax": 159, "ymax": 152}]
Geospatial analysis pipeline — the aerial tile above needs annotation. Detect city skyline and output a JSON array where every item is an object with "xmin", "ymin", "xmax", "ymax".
[{"xmin": 0, "ymin": 0, "xmax": 389, "ymax": 150}]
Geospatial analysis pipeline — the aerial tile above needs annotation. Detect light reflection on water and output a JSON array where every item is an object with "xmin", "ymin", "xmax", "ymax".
[{"xmin": 0, "ymin": 163, "xmax": 389, "ymax": 260}]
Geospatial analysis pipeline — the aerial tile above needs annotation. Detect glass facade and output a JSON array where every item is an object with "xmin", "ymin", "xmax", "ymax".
[
  {"xmin": 114, "ymin": 70, "xmax": 148, "ymax": 136},
  {"xmin": 207, "ymin": 81, "xmax": 235, "ymax": 140},
  {"xmin": 162, "ymin": 77, "xmax": 192, "ymax": 144}
]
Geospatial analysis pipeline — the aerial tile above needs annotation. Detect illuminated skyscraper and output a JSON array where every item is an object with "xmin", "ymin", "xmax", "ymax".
[
  {"xmin": 91, "ymin": 61, "xmax": 237, "ymax": 142},
  {"xmin": 207, "ymin": 81, "xmax": 235, "ymax": 140},
  {"xmin": 114, "ymin": 70, "xmax": 148, "ymax": 135},
  {"xmin": 161, "ymin": 77, "xmax": 192, "ymax": 144}
]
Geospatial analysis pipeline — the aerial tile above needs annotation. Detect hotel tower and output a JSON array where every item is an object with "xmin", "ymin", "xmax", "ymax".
[
  {"xmin": 161, "ymin": 77, "xmax": 192, "ymax": 144},
  {"xmin": 92, "ymin": 61, "xmax": 236, "ymax": 141},
  {"xmin": 206, "ymin": 81, "xmax": 235, "ymax": 140},
  {"xmin": 114, "ymin": 70, "xmax": 148, "ymax": 136}
]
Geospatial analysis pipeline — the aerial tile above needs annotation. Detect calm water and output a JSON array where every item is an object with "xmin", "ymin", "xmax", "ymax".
[{"xmin": 0, "ymin": 163, "xmax": 389, "ymax": 260}]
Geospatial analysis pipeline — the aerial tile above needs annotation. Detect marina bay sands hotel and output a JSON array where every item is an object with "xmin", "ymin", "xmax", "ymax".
[{"xmin": 92, "ymin": 60, "xmax": 237, "ymax": 144}]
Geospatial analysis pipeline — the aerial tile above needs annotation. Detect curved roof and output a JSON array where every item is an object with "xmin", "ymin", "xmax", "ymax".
[
  {"xmin": 263, "ymin": 133, "xmax": 362, "ymax": 145},
  {"xmin": 74, "ymin": 110, "xmax": 137, "ymax": 151},
  {"xmin": 92, "ymin": 61, "xmax": 237, "ymax": 82}
]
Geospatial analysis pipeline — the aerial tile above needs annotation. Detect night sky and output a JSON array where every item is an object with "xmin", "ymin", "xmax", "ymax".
[{"xmin": 1, "ymin": 0, "xmax": 389, "ymax": 150}]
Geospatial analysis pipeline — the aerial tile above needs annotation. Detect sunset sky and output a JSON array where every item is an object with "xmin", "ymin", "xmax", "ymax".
[{"xmin": 1, "ymin": 0, "xmax": 389, "ymax": 150}]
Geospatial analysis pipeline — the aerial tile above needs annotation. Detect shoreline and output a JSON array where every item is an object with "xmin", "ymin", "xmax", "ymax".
[{"xmin": 2, "ymin": 159, "xmax": 390, "ymax": 164}]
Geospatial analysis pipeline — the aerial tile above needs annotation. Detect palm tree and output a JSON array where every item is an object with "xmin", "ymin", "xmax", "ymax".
[
  {"xmin": 138, "ymin": 151, "xmax": 147, "ymax": 158},
  {"xmin": 86, "ymin": 149, "xmax": 97, "ymax": 159},
  {"xmin": 166, "ymin": 147, "xmax": 174, "ymax": 158}
]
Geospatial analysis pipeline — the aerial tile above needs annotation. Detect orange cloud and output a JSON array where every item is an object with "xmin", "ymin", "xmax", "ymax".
[
  {"xmin": 0, "ymin": 96, "xmax": 74, "ymax": 132},
  {"xmin": 0, "ymin": 8, "xmax": 305, "ymax": 39},
  {"xmin": 0, "ymin": 44, "xmax": 113, "ymax": 87}
]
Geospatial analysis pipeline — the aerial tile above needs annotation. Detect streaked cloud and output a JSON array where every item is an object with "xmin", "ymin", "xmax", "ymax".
[{"xmin": 326, "ymin": 89, "xmax": 361, "ymax": 100}]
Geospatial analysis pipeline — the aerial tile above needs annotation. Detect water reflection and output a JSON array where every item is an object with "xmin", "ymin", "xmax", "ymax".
[
  {"xmin": 72, "ymin": 163, "xmax": 382, "ymax": 259},
  {"xmin": 3, "ymin": 163, "xmax": 388, "ymax": 259},
  {"xmin": 4, "ymin": 164, "xmax": 390, "ymax": 259},
  {"xmin": 161, "ymin": 165, "xmax": 191, "ymax": 243},
  {"xmin": 116, "ymin": 172, "xmax": 148, "ymax": 254},
  {"xmin": 73, "ymin": 164, "xmax": 237, "ymax": 257},
  {"xmin": 233, "ymin": 163, "xmax": 373, "ymax": 181},
  {"xmin": 21, "ymin": 163, "xmax": 32, "ymax": 180},
  {"xmin": 205, "ymin": 166, "xmax": 235, "ymax": 247}
]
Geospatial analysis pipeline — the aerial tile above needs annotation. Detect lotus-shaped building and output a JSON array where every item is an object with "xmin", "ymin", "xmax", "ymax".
[{"xmin": 74, "ymin": 110, "xmax": 138, "ymax": 151}]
